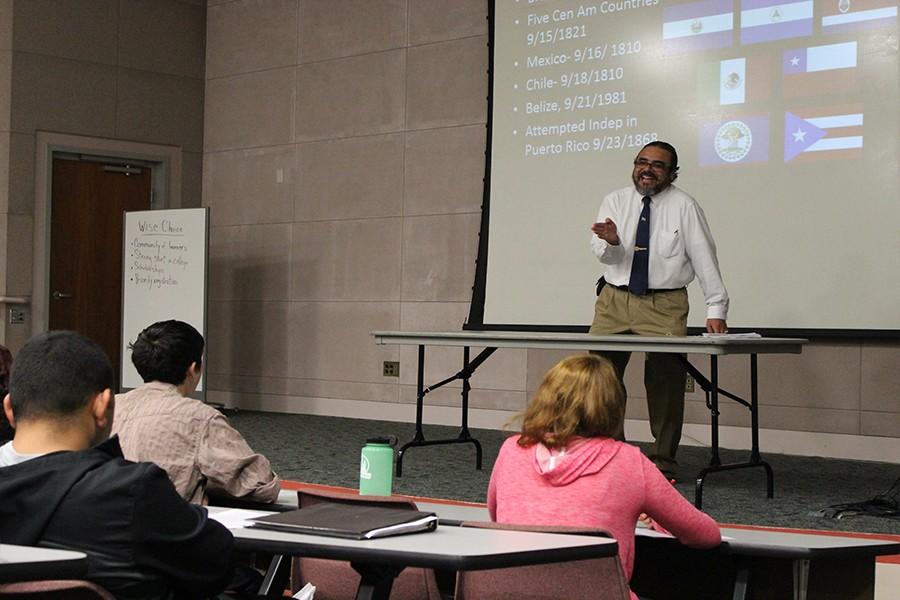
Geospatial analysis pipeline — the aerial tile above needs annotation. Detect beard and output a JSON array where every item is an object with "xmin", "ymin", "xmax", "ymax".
[{"xmin": 632, "ymin": 171, "xmax": 670, "ymax": 196}]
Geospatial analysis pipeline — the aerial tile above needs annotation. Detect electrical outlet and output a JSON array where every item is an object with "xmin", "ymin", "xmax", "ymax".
[
  {"xmin": 685, "ymin": 374, "xmax": 695, "ymax": 393},
  {"xmin": 383, "ymin": 361, "xmax": 400, "ymax": 377},
  {"xmin": 7, "ymin": 307, "xmax": 26, "ymax": 325}
]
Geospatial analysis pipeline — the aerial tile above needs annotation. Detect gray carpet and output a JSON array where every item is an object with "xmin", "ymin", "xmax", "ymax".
[{"xmin": 229, "ymin": 411, "xmax": 900, "ymax": 536}]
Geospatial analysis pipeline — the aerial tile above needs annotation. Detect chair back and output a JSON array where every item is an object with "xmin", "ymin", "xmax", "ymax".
[
  {"xmin": 0, "ymin": 580, "xmax": 115, "ymax": 600},
  {"xmin": 291, "ymin": 489, "xmax": 442, "ymax": 600},
  {"xmin": 454, "ymin": 521, "xmax": 630, "ymax": 600}
]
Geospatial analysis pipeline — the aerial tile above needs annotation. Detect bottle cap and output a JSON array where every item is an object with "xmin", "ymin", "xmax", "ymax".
[{"xmin": 366, "ymin": 435, "xmax": 397, "ymax": 446}]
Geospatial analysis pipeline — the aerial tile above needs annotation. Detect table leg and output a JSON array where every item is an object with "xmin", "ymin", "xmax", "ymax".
[
  {"xmin": 793, "ymin": 559, "xmax": 810, "ymax": 600},
  {"xmin": 396, "ymin": 345, "xmax": 494, "ymax": 477},
  {"xmin": 732, "ymin": 556, "xmax": 751, "ymax": 600},
  {"xmin": 256, "ymin": 553, "xmax": 291, "ymax": 597},
  {"xmin": 351, "ymin": 563, "xmax": 402, "ymax": 600}
]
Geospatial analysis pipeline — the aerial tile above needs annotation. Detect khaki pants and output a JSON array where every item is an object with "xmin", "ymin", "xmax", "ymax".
[{"xmin": 589, "ymin": 285, "xmax": 689, "ymax": 477}]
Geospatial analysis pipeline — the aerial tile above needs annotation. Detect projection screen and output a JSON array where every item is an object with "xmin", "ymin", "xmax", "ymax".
[{"xmin": 471, "ymin": 0, "xmax": 899, "ymax": 335}]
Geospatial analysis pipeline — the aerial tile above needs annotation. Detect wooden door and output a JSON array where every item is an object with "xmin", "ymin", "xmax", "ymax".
[{"xmin": 49, "ymin": 158, "xmax": 152, "ymax": 378}]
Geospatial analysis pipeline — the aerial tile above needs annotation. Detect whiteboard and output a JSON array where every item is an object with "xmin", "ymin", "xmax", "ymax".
[{"xmin": 120, "ymin": 208, "xmax": 208, "ymax": 394}]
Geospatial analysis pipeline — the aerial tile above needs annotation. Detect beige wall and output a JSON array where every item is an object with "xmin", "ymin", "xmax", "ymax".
[
  {"xmin": 0, "ymin": 0, "xmax": 205, "ymax": 350},
  {"xmin": 202, "ymin": 0, "xmax": 899, "ymax": 450}
]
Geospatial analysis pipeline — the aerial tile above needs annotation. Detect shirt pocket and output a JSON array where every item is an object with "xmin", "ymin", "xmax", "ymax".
[{"xmin": 657, "ymin": 230, "xmax": 683, "ymax": 258}]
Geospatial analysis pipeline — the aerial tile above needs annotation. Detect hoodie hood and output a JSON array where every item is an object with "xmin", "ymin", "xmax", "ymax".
[
  {"xmin": 0, "ymin": 437, "xmax": 124, "ymax": 545},
  {"xmin": 532, "ymin": 436, "xmax": 621, "ymax": 486}
]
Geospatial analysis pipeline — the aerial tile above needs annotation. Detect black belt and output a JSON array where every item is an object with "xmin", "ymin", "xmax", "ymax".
[{"xmin": 612, "ymin": 284, "xmax": 684, "ymax": 295}]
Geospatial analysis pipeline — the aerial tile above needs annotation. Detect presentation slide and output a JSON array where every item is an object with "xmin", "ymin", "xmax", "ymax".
[{"xmin": 479, "ymin": 0, "xmax": 899, "ymax": 332}]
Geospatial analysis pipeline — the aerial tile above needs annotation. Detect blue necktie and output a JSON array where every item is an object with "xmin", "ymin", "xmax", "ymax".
[{"xmin": 628, "ymin": 196, "xmax": 651, "ymax": 295}]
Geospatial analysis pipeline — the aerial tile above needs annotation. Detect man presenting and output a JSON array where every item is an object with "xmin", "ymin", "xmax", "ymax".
[{"xmin": 590, "ymin": 141, "xmax": 728, "ymax": 480}]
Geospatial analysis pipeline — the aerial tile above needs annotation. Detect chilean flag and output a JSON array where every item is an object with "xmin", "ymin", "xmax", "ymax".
[
  {"xmin": 782, "ymin": 41, "xmax": 857, "ymax": 97},
  {"xmin": 663, "ymin": 0, "xmax": 735, "ymax": 54},
  {"xmin": 821, "ymin": 0, "xmax": 898, "ymax": 33},
  {"xmin": 740, "ymin": 0, "xmax": 814, "ymax": 44},
  {"xmin": 784, "ymin": 108, "xmax": 864, "ymax": 162}
]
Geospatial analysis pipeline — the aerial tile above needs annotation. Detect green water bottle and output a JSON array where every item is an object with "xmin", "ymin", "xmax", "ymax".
[{"xmin": 360, "ymin": 436, "xmax": 395, "ymax": 496}]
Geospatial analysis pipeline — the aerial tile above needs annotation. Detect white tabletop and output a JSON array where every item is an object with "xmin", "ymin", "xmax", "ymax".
[
  {"xmin": 209, "ymin": 507, "xmax": 617, "ymax": 571},
  {"xmin": 371, "ymin": 330, "xmax": 807, "ymax": 355},
  {"xmin": 0, "ymin": 544, "xmax": 88, "ymax": 582},
  {"xmin": 414, "ymin": 502, "xmax": 900, "ymax": 560}
]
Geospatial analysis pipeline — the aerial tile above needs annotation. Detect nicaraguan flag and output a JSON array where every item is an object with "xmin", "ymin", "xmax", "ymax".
[
  {"xmin": 784, "ymin": 110, "xmax": 864, "ymax": 162},
  {"xmin": 663, "ymin": 0, "xmax": 735, "ymax": 54},
  {"xmin": 822, "ymin": 0, "xmax": 898, "ymax": 33},
  {"xmin": 782, "ymin": 41, "xmax": 857, "ymax": 96},
  {"xmin": 740, "ymin": 0, "xmax": 814, "ymax": 44},
  {"xmin": 698, "ymin": 115, "xmax": 770, "ymax": 165}
]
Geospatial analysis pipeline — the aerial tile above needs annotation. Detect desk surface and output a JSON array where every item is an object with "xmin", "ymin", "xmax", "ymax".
[
  {"xmin": 415, "ymin": 502, "xmax": 900, "ymax": 560},
  {"xmin": 211, "ymin": 508, "xmax": 617, "ymax": 572},
  {"xmin": 372, "ymin": 330, "xmax": 807, "ymax": 355},
  {"xmin": 0, "ymin": 544, "xmax": 88, "ymax": 583}
]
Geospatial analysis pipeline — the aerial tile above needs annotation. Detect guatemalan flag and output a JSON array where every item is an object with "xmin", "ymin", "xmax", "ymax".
[
  {"xmin": 782, "ymin": 41, "xmax": 857, "ymax": 96},
  {"xmin": 663, "ymin": 0, "xmax": 735, "ymax": 54},
  {"xmin": 740, "ymin": 0, "xmax": 814, "ymax": 44},
  {"xmin": 784, "ymin": 109, "xmax": 864, "ymax": 162},
  {"xmin": 821, "ymin": 0, "xmax": 899, "ymax": 33}
]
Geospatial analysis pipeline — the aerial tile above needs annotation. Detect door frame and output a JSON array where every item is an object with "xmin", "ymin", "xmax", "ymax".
[{"xmin": 32, "ymin": 131, "xmax": 183, "ymax": 335}]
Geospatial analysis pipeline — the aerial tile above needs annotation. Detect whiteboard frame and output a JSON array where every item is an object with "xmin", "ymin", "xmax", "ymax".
[{"xmin": 119, "ymin": 208, "xmax": 209, "ymax": 400}]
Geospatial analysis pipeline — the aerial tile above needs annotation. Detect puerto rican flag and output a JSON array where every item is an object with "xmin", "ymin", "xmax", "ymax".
[
  {"xmin": 784, "ymin": 108, "xmax": 863, "ymax": 162},
  {"xmin": 821, "ymin": 0, "xmax": 898, "ymax": 33},
  {"xmin": 663, "ymin": 0, "xmax": 735, "ymax": 54},
  {"xmin": 740, "ymin": 0, "xmax": 814, "ymax": 44},
  {"xmin": 782, "ymin": 41, "xmax": 857, "ymax": 97}
]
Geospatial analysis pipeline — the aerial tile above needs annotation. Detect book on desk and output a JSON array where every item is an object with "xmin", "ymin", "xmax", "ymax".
[{"xmin": 248, "ymin": 503, "xmax": 438, "ymax": 540}]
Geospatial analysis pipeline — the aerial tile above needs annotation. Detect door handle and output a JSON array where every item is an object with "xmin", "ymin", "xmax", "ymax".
[{"xmin": 52, "ymin": 291, "xmax": 73, "ymax": 300}]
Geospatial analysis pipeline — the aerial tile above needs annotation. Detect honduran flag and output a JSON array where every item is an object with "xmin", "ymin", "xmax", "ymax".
[
  {"xmin": 782, "ymin": 41, "xmax": 857, "ymax": 97},
  {"xmin": 663, "ymin": 0, "xmax": 735, "ymax": 54},
  {"xmin": 784, "ymin": 109, "xmax": 863, "ymax": 162},
  {"xmin": 698, "ymin": 115, "xmax": 770, "ymax": 165},
  {"xmin": 821, "ymin": 0, "xmax": 898, "ymax": 33},
  {"xmin": 740, "ymin": 0, "xmax": 814, "ymax": 44}
]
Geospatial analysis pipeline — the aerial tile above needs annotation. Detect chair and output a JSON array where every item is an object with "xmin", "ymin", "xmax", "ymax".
[
  {"xmin": 0, "ymin": 580, "xmax": 115, "ymax": 599},
  {"xmin": 290, "ymin": 489, "xmax": 443, "ymax": 600},
  {"xmin": 453, "ymin": 521, "xmax": 630, "ymax": 600}
]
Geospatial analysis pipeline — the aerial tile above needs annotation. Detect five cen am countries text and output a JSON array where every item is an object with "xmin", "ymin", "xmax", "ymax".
[{"xmin": 528, "ymin": 5, "xmax": 597, "ymax": 26}]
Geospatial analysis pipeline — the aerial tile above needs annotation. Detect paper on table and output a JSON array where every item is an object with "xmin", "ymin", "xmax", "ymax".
[
  {"xmin": 701, "ymin": 332, "xmax": 762, "ymax": 338},
  {"xmin": 208, "ymin": 508, "xmax": 272, "ymax": 530}
]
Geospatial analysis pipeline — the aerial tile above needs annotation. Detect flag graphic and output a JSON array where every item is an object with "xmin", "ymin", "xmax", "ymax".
[
  {"xmin": 782, "ymin": 41, "xmax": 857, "ymax": 96},
  {"xmin": 696, "ymin": 55, "xmax": 771, "ymax": 106},
  {"xmin": 740, "ymin": 0, "xmax": 814, "ymax": 44},
  {"xmin": 784, "ymin": 110, "xmax": 863, "ymax": 162},
  {"xmin": 699, "ymin": 116, "xmax": 770, "ymax": 165},
  {"xmin": 821, "ymin": 0, "xmax": 898, "ymax": 33},
  {"xmin": 721, "ymin": 58, "xmax": 746, "ymax": 104},
  {"xmin": 664, "ymin": 0, "xmax": 735, "ymax": 54}
]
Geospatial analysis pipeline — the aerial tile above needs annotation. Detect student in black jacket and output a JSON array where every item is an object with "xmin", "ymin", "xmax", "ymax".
[{"xmin": 0, "ymin": 331, "xmax": 234, "ymax": 600}]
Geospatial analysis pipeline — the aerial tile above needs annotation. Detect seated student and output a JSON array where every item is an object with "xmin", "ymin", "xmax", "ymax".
[
  {"xmin": 0, "ymin": 344, "xmax": 12, "ymax": 442},
  {"xmin": 0, "ymin": 330, "xmax": 233, "ymax": 600},
  {"xmin": 487, "ymin": 354, "xmax": 721, "ymax": 600},
  {"xmin": 113, "ymin": 320, "xmax": 280, "ymax": 504}
]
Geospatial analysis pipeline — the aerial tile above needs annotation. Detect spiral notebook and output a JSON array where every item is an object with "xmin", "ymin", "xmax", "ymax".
[{"xmin": 248, "ymin": 503, "xmax": 438, "ymax": 540}]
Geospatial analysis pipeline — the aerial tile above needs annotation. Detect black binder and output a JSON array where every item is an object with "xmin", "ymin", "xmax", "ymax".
[{"xmin": 248, "ymin": 503, "xmax": 438, "ymax": 540}]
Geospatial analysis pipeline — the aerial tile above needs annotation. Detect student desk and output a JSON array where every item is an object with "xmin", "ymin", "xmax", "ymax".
[
  {"xmin": 372, "ymin": 330, "xmax": 806, "ymax": 507},
  {"xmin": 210, "ymin": 508, "xmax": 617, "ymax": 600},
  {"xmin": 0, "ymin": 544, "xmax": 87, "ymax": 583},
  {"xmin": 416, "ymin": 501, "xmax": 900, "ymax": 600}
]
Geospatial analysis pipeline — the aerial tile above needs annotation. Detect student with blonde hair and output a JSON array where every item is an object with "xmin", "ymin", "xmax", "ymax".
[{"xmin": 488, "ymin": 354, "xmax": 720, "ymax": 600}]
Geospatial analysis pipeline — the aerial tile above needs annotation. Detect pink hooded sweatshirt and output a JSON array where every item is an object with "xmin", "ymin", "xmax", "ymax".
[{"xmin": 488, "ymin": 435, "xmax": 721, "ymax": 600}]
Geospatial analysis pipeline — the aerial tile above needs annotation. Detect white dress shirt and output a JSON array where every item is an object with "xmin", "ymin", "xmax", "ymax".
[{"xmin": 590, "ymin": 184, "xmax": 729, "ymax": 320}]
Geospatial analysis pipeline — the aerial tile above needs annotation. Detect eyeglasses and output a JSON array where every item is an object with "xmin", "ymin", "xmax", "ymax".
[{"xmin": 633, "ymin": 158, "xmax": 670, "ymax": 171}]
